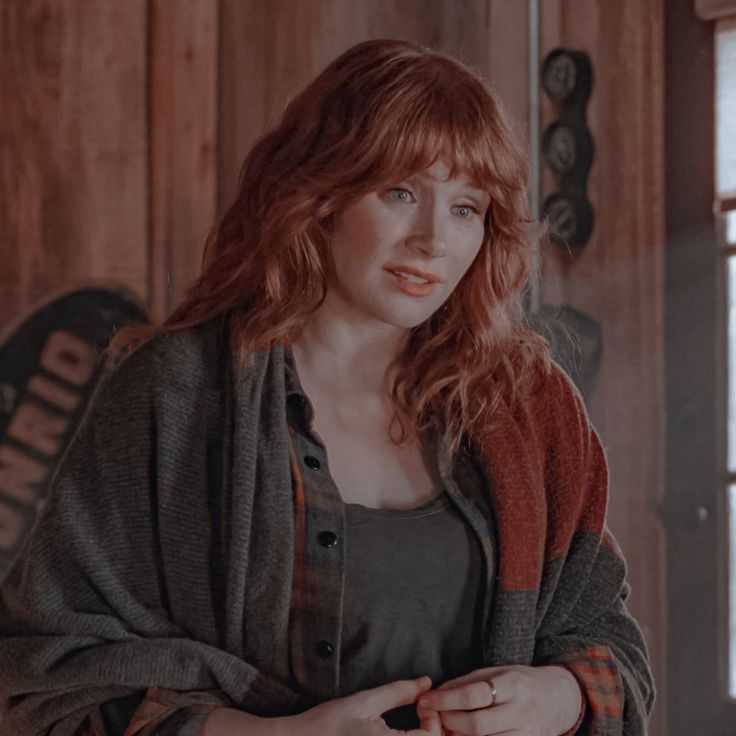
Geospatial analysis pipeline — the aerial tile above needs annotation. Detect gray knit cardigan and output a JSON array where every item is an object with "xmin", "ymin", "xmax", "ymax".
[{"xmin": 0, "ymin": 318, "xmax": 654, "ymax": 735}]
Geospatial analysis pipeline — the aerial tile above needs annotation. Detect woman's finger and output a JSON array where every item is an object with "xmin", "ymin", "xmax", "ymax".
[
  {"xmin": 439, "ymin": 702, "xmax": 516, "ymax": 735},
  {"xmin": 435, "ymin": 667, "xmax": 504, "ymax": 691},
  {"xmin": 410, "ymin": 704, "xmax": 444, "ymax": 736},
  {"xmin": 354, "ymin": 676, "xmax": 432, "ymax": 718},
  {"xmin": 420, "ymin": 679, "xmax": 500, "ymax": 712}
]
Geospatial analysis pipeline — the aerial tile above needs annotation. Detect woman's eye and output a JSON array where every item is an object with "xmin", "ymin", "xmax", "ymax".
[
  {"xmin": 387, "ymin": 188, "xmax": 415, "ymax": 202},
  {"xmin": 453, "ymin": 204, "xmax": 479, "ymax": 219}
]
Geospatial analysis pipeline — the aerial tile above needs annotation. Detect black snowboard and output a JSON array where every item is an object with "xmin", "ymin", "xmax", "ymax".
[{"xmin": 0, "ymin": 288, "xmax": 149, "ymax": 579}]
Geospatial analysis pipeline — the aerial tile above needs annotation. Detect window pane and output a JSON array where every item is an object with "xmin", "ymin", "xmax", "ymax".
[
  {"xmin": 717, "ymin": 24, "xmax": 736, "ymax": 196},
  {"xmin": 731, "ymin": 484, "xmax": 736, "ymax": 698},
  {"xmin": 728, "ymin": 257, "xmax": 736, "ymax": 471},
  {"xmin": 728, "ymin": 211, "xmax": 736, "ymax": 245}
]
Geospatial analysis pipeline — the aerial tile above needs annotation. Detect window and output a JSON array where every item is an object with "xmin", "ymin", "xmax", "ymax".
[{"xmin": 717, "ymin": 17, "xmax": 736, "ymax": 699}]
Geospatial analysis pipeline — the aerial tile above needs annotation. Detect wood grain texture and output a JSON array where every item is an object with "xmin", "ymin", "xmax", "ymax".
[
  {"xmin": 0, "ymin": 1, "xmax": 148, "ymax": 325},
  {"xmin": 539, "ymin": 2, "xmax": 667, "ymax": 733},
  {"xmin": 149, "ymin": 0, "xmax": 218, "ymax": 320},
  {"xmin": 217, "ymin": 0, "xmax": 490, "ymax": 211},
  {"xmin": 486, "ymin": 1, "xmax": 530, "ymax": 136}
]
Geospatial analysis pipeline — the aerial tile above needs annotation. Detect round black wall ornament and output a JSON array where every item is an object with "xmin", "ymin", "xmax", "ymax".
[
  {"xmin": 542, "ymin": 192, "xmax": 594, "ymax": 248},
  {"xmin": 542, "ymin": 122, "xmax": 594, "ymax": 177},
  {"xmin": 541, "ymin": 48, "xmax": 593, "ymax": 104},
  {"xmin": 540, "ymin": 47, "xmax": 595, "ymax": 251}
]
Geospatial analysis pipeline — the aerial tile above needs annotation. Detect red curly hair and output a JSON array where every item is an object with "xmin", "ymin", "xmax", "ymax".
[{"xmin": 113, "ymin": 38, "xmax": 550, "ymax": 455}]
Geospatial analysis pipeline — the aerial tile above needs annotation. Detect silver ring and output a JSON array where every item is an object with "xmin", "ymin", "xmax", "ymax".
[{"xmin": 486, "ymin": 679, "xmax": 497, "ymax": 706}]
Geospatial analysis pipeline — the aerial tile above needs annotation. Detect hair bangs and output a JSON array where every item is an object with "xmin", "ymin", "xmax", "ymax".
[{"xmin": 333, "ymin": 75, "xmax": 522, "ymax": 214}]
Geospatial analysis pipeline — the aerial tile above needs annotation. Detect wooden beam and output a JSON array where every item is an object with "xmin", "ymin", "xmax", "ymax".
[
  {"xmin": 149, "ymin": 0, "xmax": 218, "ymax": 321},
  {"xmin": 695, "ymin": 0, "xmax": 736, "ymax": 20}
]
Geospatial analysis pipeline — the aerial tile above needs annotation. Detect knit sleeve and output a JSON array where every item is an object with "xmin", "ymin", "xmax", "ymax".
[
  {"xmin": 0, "ymin": 338, "xmax": 300, "ymax": 736},
  {"xmin": 533, "ymin": 554, "xmax": 654, "ymax": 735},
  {"xmin": 531, "ymin": 365, "xmax": 655, "ymax": 735}
]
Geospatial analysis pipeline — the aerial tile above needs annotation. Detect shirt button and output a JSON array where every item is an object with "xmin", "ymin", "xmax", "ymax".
[
  {"xmin": 318, "ymin": 531, "xmax": 339, "ymax": 548},
  {"xmin": 304, "ymin": 455, "xmax": 321, "ymax": 470},
  {"xmin": 299, "ymin": 396, "xmax": 312, "ymax": 416},
  {"xmin": 315, "ymin": 640, "xmax": 334, "ymax": 658}
]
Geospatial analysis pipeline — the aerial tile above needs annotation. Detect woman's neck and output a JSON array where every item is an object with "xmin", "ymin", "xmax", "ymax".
[{"xmin": 290, "ymin": 310, "xmax": 408, "ymax": 401}]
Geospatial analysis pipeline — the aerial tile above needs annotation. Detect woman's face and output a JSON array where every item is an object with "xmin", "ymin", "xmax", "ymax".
[{"xmin": 327, "ymin": 160, "xmax": 490, "ymax": 331}]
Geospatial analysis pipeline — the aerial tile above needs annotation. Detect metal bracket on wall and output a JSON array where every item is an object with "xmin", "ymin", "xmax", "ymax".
[{"xmin": 540, "ymin": 48, "xmax": 595, "ymax": 250}]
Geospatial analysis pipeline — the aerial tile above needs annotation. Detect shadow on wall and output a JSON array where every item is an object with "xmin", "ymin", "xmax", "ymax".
[{"xmin": 528, "ymin": 303, "xmax": 603, "ymax": 403}]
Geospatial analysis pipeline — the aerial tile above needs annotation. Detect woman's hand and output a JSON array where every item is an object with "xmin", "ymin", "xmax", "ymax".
[
  {"xmin": 204, "ymin": 676, "xmax": 442, "ymax": 736},
  {"xmin": 285, "ymin": 675, "xmax": 444, "ymax": 736},
  {"xmin": 415, "ymin": 665, "xmax": 582, "ymax": 736}
]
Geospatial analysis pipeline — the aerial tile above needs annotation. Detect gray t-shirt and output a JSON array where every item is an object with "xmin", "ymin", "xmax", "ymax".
[{"xmin": 340, "ymin": 489, "xmax": 486, "ymax": 729}]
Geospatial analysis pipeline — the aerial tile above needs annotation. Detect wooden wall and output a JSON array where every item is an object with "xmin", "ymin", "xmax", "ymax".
[
  {"xmin": 218, "ymin": 0, "xmax": 532, "ymax": 211},
  {"xmin": 1, "ymin": 1, "xmax": 148, "ymax": 321},
  {"xmin": 1, "ymin": 2, "xmax": 667, "ymax": 734},
  {"xmin": 538, "ymin": 3, "xmax": 667, "ymax": 734},
  {"xmin": 149, "ymin": 0, "xmax": 218, "ymax": 322}
]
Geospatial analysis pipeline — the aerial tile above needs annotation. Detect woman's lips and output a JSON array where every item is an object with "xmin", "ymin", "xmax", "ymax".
[
  {"xmin": 386, "ymin": 265, "xmax": 440, "ymax": 283},
  {"xmin": 387, "ymin": 270, "xmax": 438, "ymax": 297}
]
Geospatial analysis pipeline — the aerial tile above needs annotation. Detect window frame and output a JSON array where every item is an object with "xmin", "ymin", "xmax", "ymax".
[{"xmin": 713, "ymin": 11, "xmax": 736, "ymax": 706}]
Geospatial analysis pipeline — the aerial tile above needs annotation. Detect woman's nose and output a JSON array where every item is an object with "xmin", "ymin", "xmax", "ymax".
[{"xmin": 406, "ymin": 206, "xmax": 448, "ymax": 257}]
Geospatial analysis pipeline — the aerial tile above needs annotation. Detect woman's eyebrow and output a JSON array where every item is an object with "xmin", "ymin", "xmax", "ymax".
[
  {"xmin": 461, "ymin": 187, "xmax": 491, "ymax": 206},
  {"xmin": 468, "ymin": 187, "xmax": 490, "ymax": 200},
  {"xmin": 407, "ymin": 173, "xmax": 489, "ymax": 198}
]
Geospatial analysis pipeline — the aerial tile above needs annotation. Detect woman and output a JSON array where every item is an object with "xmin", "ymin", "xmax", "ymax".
[{"xmin": 0, "ymin": 39, "xmax": 653, "ymax": 735}]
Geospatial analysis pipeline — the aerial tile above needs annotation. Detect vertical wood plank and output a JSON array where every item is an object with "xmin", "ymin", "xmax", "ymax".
[
  {"xmin": 218, "ymin": 0, "xmax": 322, "ymax": 211},
  {"xmin": 665, "ymin": 4, "xmax": 730, "ymax": 731},
  {"xmin": 0, "ymin": 0, "xmax": 148, "ymax": 327},
  {"xmin": 539, "ymin": 2, "xmax": 667, "ymax": 734},
  {"xmin": 486, "ymin": 0, "xmax": 530, "ymax": 135},
  {"xmin": 149, "ymin": 0, "xmax": 218, "ymax": 321},
  {"xmin": 217, "ymin": 0, "xmax": 491, "ymax": 211}
]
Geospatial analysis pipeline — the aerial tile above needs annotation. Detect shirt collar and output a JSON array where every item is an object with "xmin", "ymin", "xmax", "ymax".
[{"xmin": 283, "ymin": 344, "xmax": 315, "ymax": 431}]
